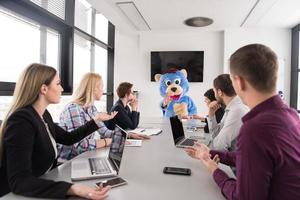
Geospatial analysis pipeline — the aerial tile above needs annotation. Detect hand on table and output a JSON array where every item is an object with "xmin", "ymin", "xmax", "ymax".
[
  {"xmin": 67, "ymin": 184, "xmax": 110, "ymax": 200},
  {"xmin": 128, "ymin": 133, "xmax": 150, "ymax": 140}
]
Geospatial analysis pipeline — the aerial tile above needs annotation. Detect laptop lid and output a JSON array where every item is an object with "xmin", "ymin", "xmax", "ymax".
[
  {"xmin": 108, "ymin": 125, "xmax": 127, "ymax": 174},
  {"xmin": 169, "ymin": 116, "xmax": 185, "ymax": 144}
]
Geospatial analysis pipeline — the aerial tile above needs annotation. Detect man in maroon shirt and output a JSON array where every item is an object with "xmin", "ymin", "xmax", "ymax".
[{"xmin": 185, "ymin": 44, "xmax": 300, "ymax": 200}]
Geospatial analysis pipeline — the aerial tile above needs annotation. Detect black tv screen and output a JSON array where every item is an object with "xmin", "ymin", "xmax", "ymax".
[{"xmin": 151, "ymin": 51, "xmax": 204, "ymax": 82}]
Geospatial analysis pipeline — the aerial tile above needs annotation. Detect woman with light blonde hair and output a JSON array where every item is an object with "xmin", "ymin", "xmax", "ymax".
[
  {"xmin": 58, "ymin": 72, "xmax": 148, "ymax": 160},
  {"xmin": 58, "ymin": 72, "xmax": 116, "ymax": 160},
  {"xmin": 0, "ymin": 64, "xmax": 114, "ymax": 199}
]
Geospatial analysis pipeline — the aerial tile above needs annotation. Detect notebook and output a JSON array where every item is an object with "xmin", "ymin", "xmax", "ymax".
[
  {"xmin": 128, "ymin": 128, "xmax": 162, "ymax": 136},
  {"xmin": 125, "ymin": 139, "xmax": 142, "ymax": 147},
  {"xmin": 71, "ymin": 125, "xmax": 127, "ymax": 181}
]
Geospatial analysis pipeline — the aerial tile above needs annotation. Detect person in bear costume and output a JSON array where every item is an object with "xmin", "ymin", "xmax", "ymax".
[{"xmin": 154, "ymin": 68, "xmax": 197, "ymax": 117}]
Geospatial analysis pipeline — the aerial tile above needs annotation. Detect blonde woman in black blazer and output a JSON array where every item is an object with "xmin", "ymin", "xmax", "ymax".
[{"xmin": 0, "ymin": 63, "xmax": 116, "ymax": 199}]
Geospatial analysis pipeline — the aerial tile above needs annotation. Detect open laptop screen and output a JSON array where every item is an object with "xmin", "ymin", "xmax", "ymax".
[
  {"xmin": 108, "ymin": 125, "xmax": 127, "ymax": 172},
  {"xmin": 170, "ymin": 116, "xmax": 185, "ymax": 144}
]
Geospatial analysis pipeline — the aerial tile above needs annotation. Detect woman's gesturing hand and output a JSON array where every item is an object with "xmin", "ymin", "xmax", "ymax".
[{"xmin": 94, "ymin": 111, "xmax": 118, "ymax": 122}]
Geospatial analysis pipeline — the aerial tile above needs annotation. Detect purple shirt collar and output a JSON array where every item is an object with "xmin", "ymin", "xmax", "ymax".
[{"xmin": 242, "ymin": 95, "xmax": 285, "ymax": 123}]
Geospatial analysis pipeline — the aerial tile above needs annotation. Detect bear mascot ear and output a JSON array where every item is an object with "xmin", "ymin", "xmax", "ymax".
[
  {"xmin": 180, "ymin": 69, "xmax": 187, "ymax": 78},
  {"xmin": 154, "ymin": 74, "xmax": 161, "ymax": 82}
]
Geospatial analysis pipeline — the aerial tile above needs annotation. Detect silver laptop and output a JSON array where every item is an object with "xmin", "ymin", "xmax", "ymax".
[
  {"xmin": 170, "ymin": 116, "xmax": 200, "ymax": 148},
  {"xmin": 71, "ymin": 125, "xmax": 127, "ymax": 181}
]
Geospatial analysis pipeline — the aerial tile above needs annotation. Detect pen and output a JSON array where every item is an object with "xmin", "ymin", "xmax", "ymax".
[{"xmin": 140, "ymin": 129, "xmax": 145, "ymax": 132}]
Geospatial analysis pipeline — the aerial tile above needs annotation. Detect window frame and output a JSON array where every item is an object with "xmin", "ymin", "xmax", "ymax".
[
  {"xmin": 290, "ymin": 24, "xmax": 300, "ymax": 111},
  {"xmin": 0, "ymin": 0, "xmax": 115, "ymax": 111}
]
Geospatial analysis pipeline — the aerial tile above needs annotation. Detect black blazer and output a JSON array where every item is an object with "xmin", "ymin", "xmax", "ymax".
[
  {"xmin": 105, "ymin": 99, "xmax": 140, "ymax": 130},
  {"xmin": 0, "ymin": 106, "xmax": 99, "ymax": 198}
]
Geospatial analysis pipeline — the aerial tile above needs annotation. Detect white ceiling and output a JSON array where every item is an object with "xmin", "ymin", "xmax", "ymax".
[{"xmin": 90, "ymin": 0, "xmax": 300, "ymax": 31}]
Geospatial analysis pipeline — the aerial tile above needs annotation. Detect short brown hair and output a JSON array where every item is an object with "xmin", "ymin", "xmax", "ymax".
[
  {"xmin": 230, "ymin": 44, "xmax": 278, "ymax": 92},
  {"xmin": 213, "ymin": 74, "xmax": 236, "ymax": 97},
  {"xmin": 117, "ymin": 82, "xmax": 133, "ymax": 98}
]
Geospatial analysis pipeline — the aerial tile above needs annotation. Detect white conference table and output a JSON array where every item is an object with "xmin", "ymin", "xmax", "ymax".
[{"xmin": 2, "ymin": 117, "xmax": 234, "ymax": 200}]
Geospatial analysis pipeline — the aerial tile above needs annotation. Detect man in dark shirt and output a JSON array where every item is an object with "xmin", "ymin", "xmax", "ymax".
[
  {"xmin": 185, "ymin": 44, "xmax": 300, "ymax": 200},
  {"xmin": 106, "ymin": 82, "xmax": 140, "ymax": 130}
]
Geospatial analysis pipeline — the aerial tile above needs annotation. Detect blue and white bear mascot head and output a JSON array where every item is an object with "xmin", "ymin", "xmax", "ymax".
[{"xmin": 154, "ymin": 68, "xmax": 197, "ymax": 118}]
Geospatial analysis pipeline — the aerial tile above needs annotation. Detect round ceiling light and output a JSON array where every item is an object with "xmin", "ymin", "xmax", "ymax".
[{"xmin": 184, "ymin": 17, "xmax": 213, "ymax": 27}]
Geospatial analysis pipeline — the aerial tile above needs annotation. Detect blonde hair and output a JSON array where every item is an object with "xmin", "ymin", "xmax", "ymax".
[
  {"xmin": 0, "ymin": 63, "xmax": 57, "ymax": 162},
  {"xmin": 73, "ymin": 73, "xmax": 102, "ymax": 107}
]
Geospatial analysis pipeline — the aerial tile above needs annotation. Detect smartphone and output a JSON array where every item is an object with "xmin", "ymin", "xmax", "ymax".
[
  {"xmin": 95, "ymin": 177, "xmax": 127, "ymax": 188},
  {"xmin": 163, "ymin": 167, "xmax": 191, "ymax": 176}
]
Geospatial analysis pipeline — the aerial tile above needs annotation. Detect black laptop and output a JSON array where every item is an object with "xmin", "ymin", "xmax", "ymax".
[{"xmin": 169, "ymin": 116, "xmax": 201, "ymax": 148}]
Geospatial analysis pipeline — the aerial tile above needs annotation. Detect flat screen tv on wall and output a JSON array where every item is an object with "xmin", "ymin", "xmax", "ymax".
[{"xmin": 151, "ymin": 51, "xmax": 204, "ymax": 82}]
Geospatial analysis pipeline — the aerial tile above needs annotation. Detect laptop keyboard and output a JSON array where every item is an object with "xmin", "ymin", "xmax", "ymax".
[
  {"xmin": 88, "ymin": 158, "xmax": 112, "ymax": 174},
  {"xmin": 181, "ymin": 138, "xmax": 196, "ymax": 146}
]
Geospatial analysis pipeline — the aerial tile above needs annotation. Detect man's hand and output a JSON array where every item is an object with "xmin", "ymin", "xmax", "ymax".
[
  {"xmin": 208, "ymin": 101, "xmax": 221, "ymax": 118},
  {"xmin": 201, "ymin": 154, "xmax": 219, "ymax": 173},
  {"xmin": 185, "ymin": 142, "xmax": 210, "ymax": 160},
  {"xmin": 129, "ymin": 96, "xmax": 138, "ymax": 111},
  {"xmin": 185, "ymin": 143, "xmax": 219, "ymax": 173}
]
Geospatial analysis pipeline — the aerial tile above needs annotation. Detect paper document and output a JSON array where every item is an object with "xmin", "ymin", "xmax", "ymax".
[
  {"xmin": 128, "ymin": 128, "xmax": 162, "ymax": 136},
  {"xmin": 126, "ymin": 139, "xmax": 142, "ymax": 147}
]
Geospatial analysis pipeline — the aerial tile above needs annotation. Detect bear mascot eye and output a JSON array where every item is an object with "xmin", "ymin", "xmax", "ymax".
[
  {"xmin": 165, "ymin": 80, "xmax": 171, "ymax": 86},
  {"xmin": 174, "ymin": 79, "xmax": 181, "ymax": 85}
]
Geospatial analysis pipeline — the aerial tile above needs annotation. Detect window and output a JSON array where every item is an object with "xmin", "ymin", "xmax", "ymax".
[
  {"xmin": 0, "ymin": 0, "xmax": 114, "ymax": 113},
  {"xmin": 291, "ymin": 24, "xmax": 300, "ymax": 111},
  {"xmin": 30, "ymin": 0, "xmax": 65, "ymax": 20},
  {"xmin": 75, "ymin": 0, "xmax": 92, "ymax": 35},
  {"xmin": 46, "ymin": 29, "xmax": 60, "ymax": 69},
  {"xmin": 73, "ymin": 33, "xmax": 91, "ymax": 87},
  {"xmin": 73, "ymin": 34, "xmax": 108, "ymax": 112},
  {"xmin": 298, "ymin": 73, "xmax": 300, "ymax": 109},
  {"xmin": 73, "ymin": 0, "xmax": 111, "ymax": 110},
  {"xmin": 95, "ymin": 12, "xmax": 108, "ymax": 44},
  {"xmin": 95, "ymin": 45, "xmax": 108, "ymax": 92},
  {"xmin": 95, "ymin": 45, "xmax": 108, "ymax": 112},
  {"xmin": 0, "ymin": 8, "xmax": 59, "ymax": 82}
]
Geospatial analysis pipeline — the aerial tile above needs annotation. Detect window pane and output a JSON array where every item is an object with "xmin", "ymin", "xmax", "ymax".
[
  {"xmin": 94, "ymin": 45, "xmax": 107, "ymax": 92},
  {"xmin": 298, "ymin": 72, "xmax": 300, "ymax": 110},
  {"xmin": 277, "ymin": 59, "xmax": 285, "ymax": 94},
  {"xmin": 95, "ymin": 12, "xmax": 108, "ymax": 44},
  {"xmin": 0, "ymin": 96, "xmax": 13, "ymax": 120},
  {"xmin": 299, "ymin": 32, "xmax": 300, "ymax": 69},
  {"xmin": 95, "ymin": 94, "xmax": 107, "ymax": 112},
  {"xmin": 75, "ymin": 0, "xmax": 92, "ymax": 34},
  {"xmin": 46, "ymin": 29, "xmax": 60, "ymax": 69},
  {"xmin": 73, "ymin": 33, "xmax": 91, "ymax": 88},
  {"xmin": 30, "ymin": 0, "xmax": 65, "ymax": 20},
  {"xmin": 0, "ymin": 8, "xmax": 40, "ymax": 82}
]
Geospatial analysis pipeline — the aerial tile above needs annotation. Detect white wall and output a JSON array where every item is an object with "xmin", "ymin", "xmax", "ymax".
[
  {"xmin": 114, "ymin": 30, "xmax": 224, "ymax": 117},
  {"xmin": 224, "ymin": 28, "xmax": 291, "ymax": 103},
  {"xmin": 114, "ymin": 28, "xmax": 291, "ymax": 118}
]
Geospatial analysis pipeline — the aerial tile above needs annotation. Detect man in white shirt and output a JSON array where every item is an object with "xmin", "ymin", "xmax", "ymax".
[{"xmin": 207, "ymin": 74, "xmax": 249, "ymax": 151}]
